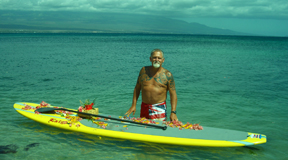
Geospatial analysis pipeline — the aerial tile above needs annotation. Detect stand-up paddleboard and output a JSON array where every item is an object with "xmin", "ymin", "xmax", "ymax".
[{"xmin": 14, "ymin": 102, "xmax": 267, "ymax": 147}]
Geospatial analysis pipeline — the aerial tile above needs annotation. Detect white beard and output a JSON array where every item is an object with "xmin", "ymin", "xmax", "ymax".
[{"xmin": 153, "ymin": 61, "xmax": 161, "ymax": 68}]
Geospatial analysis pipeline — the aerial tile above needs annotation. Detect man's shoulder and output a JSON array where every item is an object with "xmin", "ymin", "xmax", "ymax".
[
  {"xmin": 143, "ymin": 66, "xmax": 149, "ymax": 69},
  {"xmin": 162, "ymin": 68, "xmax": 172, "ymax": 76},
  {"xmin": 138, "ymin": 66, "xmax": 150, "ymax": 75},
  {"xmin": 141, "ymin": 66, "xmax": 150, "ymax": 71}
]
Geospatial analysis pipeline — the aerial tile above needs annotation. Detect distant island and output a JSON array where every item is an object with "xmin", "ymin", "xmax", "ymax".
[{"xmin": 0, "ymin": 10, "xmax": 247, "ymax": 35}]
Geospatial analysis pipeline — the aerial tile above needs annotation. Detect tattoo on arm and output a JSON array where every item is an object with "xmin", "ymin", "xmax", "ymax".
[
  {"xmin": 167, "ymin": 72, "xmax": 176, "ymax": 90},
  {"xmin": 138, "ymin": 67, "xmax": 151, "ymax": 84}
]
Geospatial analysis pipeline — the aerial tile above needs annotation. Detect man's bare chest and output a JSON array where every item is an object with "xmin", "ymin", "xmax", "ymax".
[{"xmin": 139, "ymin": 73, "xmax": 168, "ymax": 88}]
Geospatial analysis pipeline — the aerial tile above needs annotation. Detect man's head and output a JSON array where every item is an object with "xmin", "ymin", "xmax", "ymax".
[{"xmin": 150, "ymin": 49, "xmax": 165, "ymax": 69}]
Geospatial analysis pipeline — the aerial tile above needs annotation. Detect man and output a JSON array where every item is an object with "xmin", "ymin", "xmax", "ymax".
[{"xmin": 125, "ymin": 49, "xmax": 178, "ymax": 121}]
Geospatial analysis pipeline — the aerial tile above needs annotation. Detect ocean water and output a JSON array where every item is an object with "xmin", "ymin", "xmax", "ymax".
[{"xmin": 0, "ymin": 33, "xmax": 287, "ymax": 160}]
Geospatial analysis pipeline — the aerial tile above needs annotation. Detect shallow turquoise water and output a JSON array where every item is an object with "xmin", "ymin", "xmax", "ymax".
[{"xmin": 0, "ymin": 33, "xmax": 287, "ymax": 159}]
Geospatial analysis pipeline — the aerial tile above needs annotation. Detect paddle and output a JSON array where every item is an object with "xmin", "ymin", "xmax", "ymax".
[{"xmin": 35, "ymin": 107, "xmax": 167, "ymax": 130}]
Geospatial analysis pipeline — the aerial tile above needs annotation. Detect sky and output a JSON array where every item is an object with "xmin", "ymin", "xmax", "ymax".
[{"xmin": 0, "ymin": 0, "xmax": 287, "ymax": 36}]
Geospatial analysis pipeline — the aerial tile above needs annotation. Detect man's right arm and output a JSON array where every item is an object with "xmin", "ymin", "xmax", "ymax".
[
  {"xmin": 132, "ymin": 77, "xmax": 141, "ymax": 104},
  {"xmin": 125, "ymin": 69, "xmax": 142, "ymax": 116}
]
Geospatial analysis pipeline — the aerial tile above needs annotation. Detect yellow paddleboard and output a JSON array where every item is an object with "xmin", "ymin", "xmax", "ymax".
[{"xmin": 14, "ymin": 102, "xmax": 267, "ymax": 147}]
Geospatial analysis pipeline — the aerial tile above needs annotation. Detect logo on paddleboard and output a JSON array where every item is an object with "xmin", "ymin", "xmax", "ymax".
[{"xmin": 249, "ymin": 134, "xmax": 262, "ymax": 139}]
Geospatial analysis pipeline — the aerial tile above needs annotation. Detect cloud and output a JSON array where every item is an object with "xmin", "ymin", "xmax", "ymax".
[{"xmin": 0, "ymin": 0, "xmax": 287, "ymax": 19}]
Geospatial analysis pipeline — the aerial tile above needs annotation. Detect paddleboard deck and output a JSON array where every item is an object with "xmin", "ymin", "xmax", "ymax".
[{"xmin": 14, "ymin": 102, "xmax": 267, "ymax": 147}]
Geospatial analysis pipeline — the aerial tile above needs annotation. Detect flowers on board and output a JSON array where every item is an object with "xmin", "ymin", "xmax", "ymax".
[
  {"xmin": 24, "ymin": 101, "xmax": 73, "ymax": 116},
  {"xmin": 55, "ymin": 110, "xmax": 74, "ymax": 117},
  {"xmin": 78, "ymin": 99, "xmax": 96, "ymax": 111},
  {"xmin": 163, "ymin": 121, "xmax": 203, "ymax": 130},
  {"xmin": 120, "ymin": 116, "xmax": 160, "ymax": 124},
  {"xmin": 40, "ymin": 101, "xmax": 50, "ymax": 107},
  {"xmin": 93, "ymin": 121, "xmax": 108, "ymax": 129},
  {"xmin": 65, "ymin": 115, "xmax": 82, "ymax": 128},
  {"xmin": 78, "ymin": 106, "xmax": 83, "ymax": 112},
  {"xmin": 22, "ymin": 101, "xmax": 82, "ymax": 128},
  {"xmin": 77, "ymin": 98, "xmax": 99, "ymax": 119},
  {"xmin": 22, "ymin": 101, "xmax": 51, "ymax": 111},
  {"xmin": 119, "ymin": 116, "xmax": 203, "ymax": 130},
  {"xmin": 22, "ymin": 104, "xmax": 34, "ymax": 110},
  {"xmin": 22, "ymin": 101, "xmax": 203, "ymax": 130}
]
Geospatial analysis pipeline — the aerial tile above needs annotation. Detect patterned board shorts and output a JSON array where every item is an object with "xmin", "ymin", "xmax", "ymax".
[{"xmin": 140, "ymin": 101, "xmax": 167, "ymax": 121}]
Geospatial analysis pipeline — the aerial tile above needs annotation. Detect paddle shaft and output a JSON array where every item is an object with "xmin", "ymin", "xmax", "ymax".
[{"xmin": 36, "ymin": 107, "xmax": 167, "ymax": 130}]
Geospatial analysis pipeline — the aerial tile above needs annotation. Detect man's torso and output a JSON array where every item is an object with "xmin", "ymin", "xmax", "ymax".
[{"xmin": 138, "ymin": 66, "xmax": 169, "ymax": 104}]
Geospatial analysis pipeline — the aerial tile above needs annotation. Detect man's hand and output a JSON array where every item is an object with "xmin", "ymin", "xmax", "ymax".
[
  {"xmin": 170, "ymin": 113, "xmax": 178, "ymax": 121},
  {"xmin": 125, "ymin": 106, "xmax": 136, "ymax": 117}
]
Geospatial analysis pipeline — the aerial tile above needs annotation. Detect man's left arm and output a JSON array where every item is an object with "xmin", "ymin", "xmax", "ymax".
[{"xmin": 167, "ymin": 72, "xmax": 178, "ymax": 121}]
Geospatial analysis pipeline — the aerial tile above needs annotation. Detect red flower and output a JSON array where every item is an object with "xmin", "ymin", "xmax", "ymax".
[
  {"xmin": 80, "ymin": 99, "xmax": 96, "ymax": 110},
  {"xmin": 85, "ymin": 103, "xmax": 93, "ymax": 110}
]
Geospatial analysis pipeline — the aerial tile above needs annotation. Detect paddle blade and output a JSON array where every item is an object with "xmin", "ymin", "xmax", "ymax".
[{"xmin": 36, "ymin": 107, "xmax": 61, "ymax": 113}]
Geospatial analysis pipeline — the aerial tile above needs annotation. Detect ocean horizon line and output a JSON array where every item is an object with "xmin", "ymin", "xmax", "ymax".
[{"xmin": 0, "ymin": 30, "xmax": 287, "ymax": 38}]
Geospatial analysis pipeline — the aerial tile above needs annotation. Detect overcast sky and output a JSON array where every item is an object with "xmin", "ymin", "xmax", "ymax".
[{"xmin": 1, "ymin": 0, "xmax": 287, "ymax": 36}]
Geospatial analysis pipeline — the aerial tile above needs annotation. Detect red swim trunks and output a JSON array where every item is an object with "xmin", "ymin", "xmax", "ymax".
[{"xmin": 140, "ymin": 101, "xmax": 167, "ymax": 121}]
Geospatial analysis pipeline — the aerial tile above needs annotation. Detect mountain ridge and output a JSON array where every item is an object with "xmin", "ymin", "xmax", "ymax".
[{"xmin": 0, "ymin": 10, "xmax": 247, "ymax": 35}]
